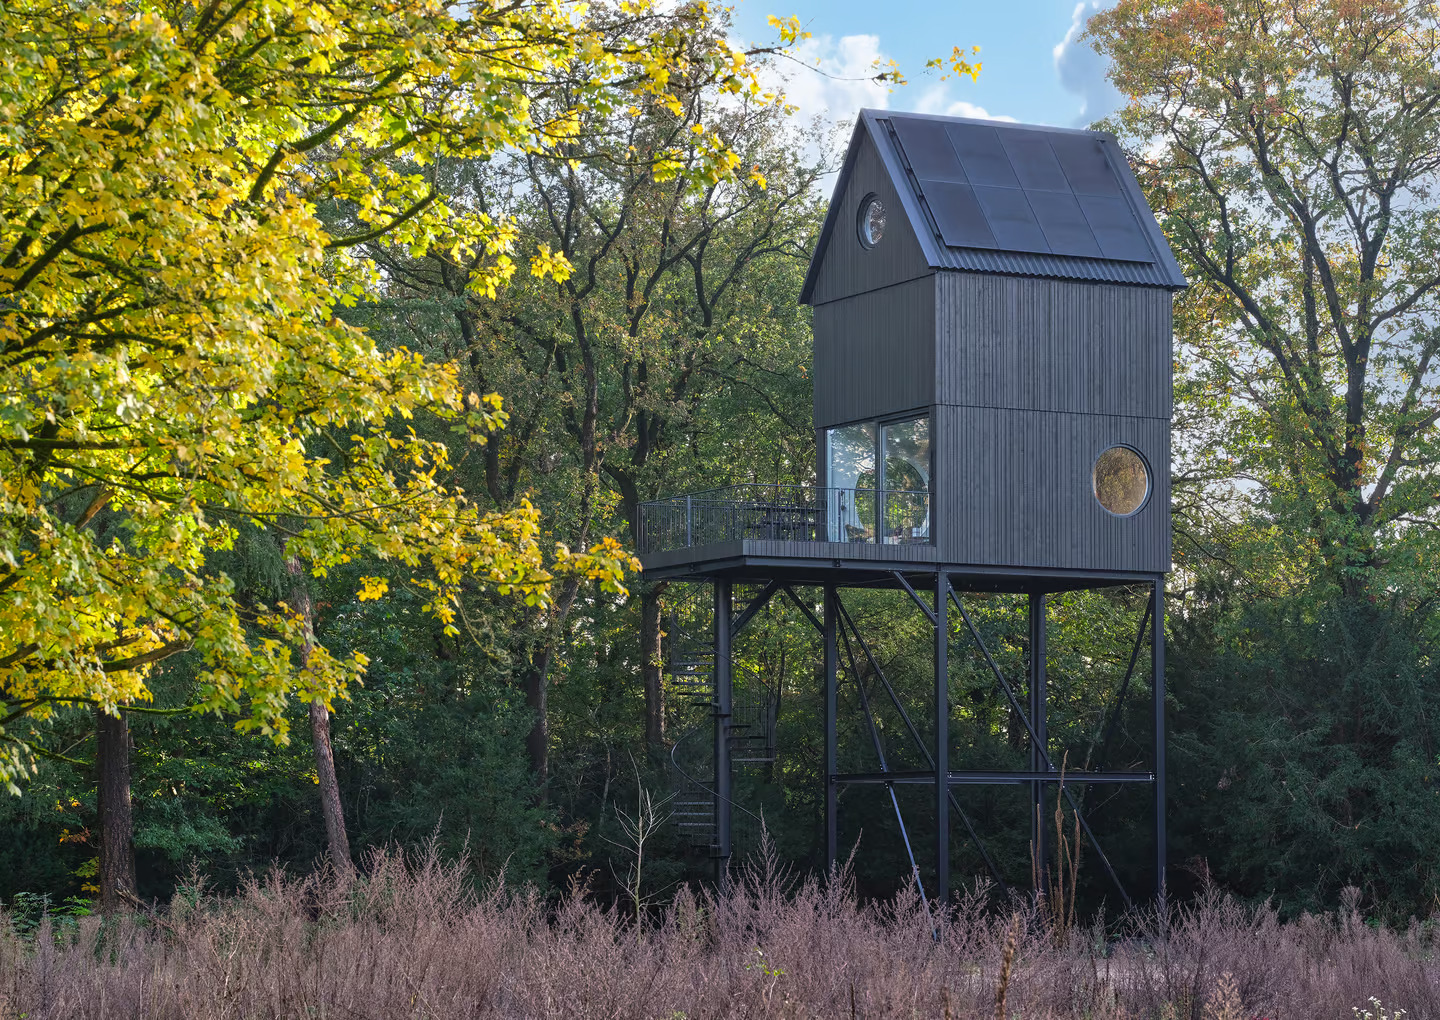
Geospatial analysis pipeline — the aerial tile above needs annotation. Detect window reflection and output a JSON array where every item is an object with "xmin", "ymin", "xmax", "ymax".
[
  {"xmin": 1093, "ymin": 445, "xmax": 1149, "ymax": 516},
  {"xmin": 826, "ymin": 422, "xmax": 876, "ymax": 541},
  {"xmin": 825, "ymin": 415, "xmax": 930, "ymax": 544},
  {"xmin": 882, "ymin": 417, "xmax": 930, "ymax": 544}
]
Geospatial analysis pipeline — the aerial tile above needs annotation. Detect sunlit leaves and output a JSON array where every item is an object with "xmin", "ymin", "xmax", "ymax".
[{"xmin": 0, "ymin": 0, "xmax": 770, "ymax": 789}]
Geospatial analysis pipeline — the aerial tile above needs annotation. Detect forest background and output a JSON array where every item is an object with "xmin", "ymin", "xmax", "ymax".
[{"xmin": 2, "ymin": 0, "xmax": 1440, "ymax": 927}]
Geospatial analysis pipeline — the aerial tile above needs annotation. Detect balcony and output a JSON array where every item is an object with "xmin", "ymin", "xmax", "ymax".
[{"xmin": 638, "ymin": 484, "xmax": 931, "ymax": 556}]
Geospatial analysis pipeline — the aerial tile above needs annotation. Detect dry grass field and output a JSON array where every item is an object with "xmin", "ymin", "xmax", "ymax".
[{"xmin": 2, "ymin": 850, "xmax": 1435, "ymax": 1019}]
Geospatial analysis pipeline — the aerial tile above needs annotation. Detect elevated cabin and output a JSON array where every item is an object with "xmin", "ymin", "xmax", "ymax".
[{"xmin": 639, "ymin": 110, "xmax": 1186, "ymax": 588}]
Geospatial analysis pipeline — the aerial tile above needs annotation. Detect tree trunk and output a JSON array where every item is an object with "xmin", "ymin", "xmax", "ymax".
[
  {"xmin": 287, "ymin": 551, "xmax": 353, "ymax": 873},
  {"xmin": 524, "ymin": 573, "xmax": 587, "ymax": 792},
  {"xmin": 309, "ymin": 698, "xmax": 352, "ymax": 872},
  {"xmin": 95, "ymin": 708, "xmax": 135, "ymax": 912},
  {"xmin": 525, "ymin": 655, "xmax": 550, "ymax": 788},
  {"xmin": 641, "ymin": 584, "xmax": 667, "ymax": 750}
]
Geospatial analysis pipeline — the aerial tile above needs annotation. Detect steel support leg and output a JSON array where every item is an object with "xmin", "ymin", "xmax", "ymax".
[
  {"xmin": 834, "ymin": 596, "xmax": 1010, "ymax": 895},
  {"xmin": 840, "ymin": 624, "xmax": 931, "ymax": 910},
  {"xmin": 1153, "ymin": 578, "xmax": 1166, "ymax": 905},
  {"xmin": 1029, "ymin": 591, "xmax": 1048, "ymax": 896},
  {"xmin": 823, "ymin": 585, "xmax": 838, "ymax": 872},
  {"xmin": 714, "ymin": 580, "xmax": 733, "ymax": 887},
  {"xmin": 935, "ymin": 573, "xmax": 950, "ymax": 904},
  {"xmin": 952, "ymin": 590, "xmax": 1133, "ymax": 911}
]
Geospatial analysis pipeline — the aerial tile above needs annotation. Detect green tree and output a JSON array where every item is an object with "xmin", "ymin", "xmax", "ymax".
[
  {"xmin": 1089, "ymin": 0, "xmax": 1440, "ymax": 916},
  {"xmin": 357, "ymin": 91, "xmax": 823, "ymax": 780},
  {"xmin": 0, "ymin": 0, "xmax": 781, "ymax": 784},
  {"xmin": 1090, "ymin": 0, "xmax": 1440, "ymax": 595}
]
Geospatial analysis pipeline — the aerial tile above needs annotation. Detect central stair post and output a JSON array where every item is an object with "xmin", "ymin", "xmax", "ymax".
[
  {"xmin": 713, "ymin": 580, "xmax": 733, "ymax": 887},
  {"xmin": 823, "ymin": 585, "xmax": 838, "ymax": 870},
  {"xmin": 935, "ymin": 572, "xmax": 949, "ymax": 906},
  {"xmin": 1029, "ymin": 591, "xmax": 1048, "ymax": 896}
]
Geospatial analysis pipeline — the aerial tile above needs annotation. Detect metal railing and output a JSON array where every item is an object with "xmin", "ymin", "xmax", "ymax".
[{"xmin": 638, "ymin": 484, "xmax": 931, "ymax": 554}]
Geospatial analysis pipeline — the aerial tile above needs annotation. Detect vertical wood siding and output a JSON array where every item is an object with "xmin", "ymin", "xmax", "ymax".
[
  {"xmin": 932, "ymin": 405, "xmax": 1171, "ymax": 573},
  {"xmin": 934, "ymin": 273, "xmax": 1173, "ymax": 419},
  {"xmin": 810, "ymin": 132, "xmax": 933, "ymax": 307},
  {"xmin": 812, "ymin": 276, "xmax": 936, "ymax": 429}
]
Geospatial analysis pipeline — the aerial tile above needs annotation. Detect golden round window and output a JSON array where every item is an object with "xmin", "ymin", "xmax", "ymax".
[{"xmin": 1093, "ymin": 446, "xmax": 1150, "ymax": 517}]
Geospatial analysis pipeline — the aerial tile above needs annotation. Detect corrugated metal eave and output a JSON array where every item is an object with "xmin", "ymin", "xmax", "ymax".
[{"xmin": 933, "ymin": 249, "xmax": 1186, "ymax": 288}]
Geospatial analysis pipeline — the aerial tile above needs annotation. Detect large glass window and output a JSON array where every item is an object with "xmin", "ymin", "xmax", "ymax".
[
  {"xmin": 882, "ymin": 417, "xmax": 931, "ymax": 543},
  {"xmin": 826, "ymin": 422, "xmax": 876, "ymax": 542},
  {"xmin": 825, "ymin": 414, "xmax": 930, "ymax": 544}
]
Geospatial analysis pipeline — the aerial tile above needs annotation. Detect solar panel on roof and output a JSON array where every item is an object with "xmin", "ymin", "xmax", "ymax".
[
  {"xmin": 892, "ymin": 118, "xmax": 968, "ymax": 183},
  {"xmin": 1050, "ymin": 135, "xmax": 1122, "ymax": 196},
  {"xmin": 1026, "ymin": 191, "xmax": 1104, "ymax": 259},
  {"xmin": 922, "ymin": 181, "xmax": 998, "ymax": 249},
  {"xmin": 945, "ymin": 123, "xmax": 1020, "ymax": 188},
  {"xmin": 999, "ymin": 132, "xmax": 1070, "ymax": 193},
  {"xmin": 1078, "ymin": 195, "xmax": 1154, "ymax": 262},
  {"xmin": 973, "ymin": 186, "xmax": 1049, "ymax": 254},
  {"xmin": 883, "ymin": 114, "xmax": 1165, "ymax": 268}
]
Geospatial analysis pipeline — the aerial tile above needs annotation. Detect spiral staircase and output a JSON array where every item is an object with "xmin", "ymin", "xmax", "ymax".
[{"xmin": 664, "ymin": 594, "xmax": 778, "ymax": 859}]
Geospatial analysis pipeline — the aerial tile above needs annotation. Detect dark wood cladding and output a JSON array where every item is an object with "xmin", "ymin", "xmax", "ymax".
[
  {"xmin": 932, "ymin": 405, "xmax": 1170, "ymax": 573},
  {"xmin": 934, "ymin": 273, "xmax": 1173, "ymax": 419},
  {"xmin": 796, "ymin": 120, "xmax": 1177, "ymax": 579},
  {"xmin": 813, "ymin": 276, "xmax": 936, "ymax": 429},
  {"xmin": 810, "ymin": 132, "xmax": 932, "ymax": 307}
]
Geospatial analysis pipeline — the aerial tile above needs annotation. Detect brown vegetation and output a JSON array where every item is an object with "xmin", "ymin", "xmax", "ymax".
[{"xmin": 1, "ymin": 850, "xmax": 1436, "ymax": 1019}]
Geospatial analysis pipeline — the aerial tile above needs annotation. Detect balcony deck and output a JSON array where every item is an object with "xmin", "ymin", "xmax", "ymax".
[{"xmin": 638, "ymin": 485, "xmax": 1160, "ymax": 592}]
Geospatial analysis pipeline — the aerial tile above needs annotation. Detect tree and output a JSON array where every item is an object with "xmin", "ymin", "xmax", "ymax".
[
  {"xmin": 1089, "ymin": 0, "xmax": 1440, "ymax": 915},
  {"xmin": 358, "ymin": 90, "xmax": 822, "ymax": 779},
  {"xmin": 1089, "ymin": 0, "xmax": 1440, "ymax": 595},
  {"xmin": 0, "ymin": 0, "xmax": 787, "ymax": 796}
]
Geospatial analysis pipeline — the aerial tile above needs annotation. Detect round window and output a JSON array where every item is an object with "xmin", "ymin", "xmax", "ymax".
[
  {"xmin": 1093, "ymin": 446, "xmax": 1150, "ymax": 517},
  {"xmin": 858, "ymin": 195, "xmax": 885, "ymax": 248}
]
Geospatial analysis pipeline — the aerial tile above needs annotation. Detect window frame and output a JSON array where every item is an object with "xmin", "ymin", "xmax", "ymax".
[
  {"xmin": 823, "ymin": 410, "xmax": 932, "ymax": 544},
  {"xmin": 857, "ymin": 193, "xmax": 886, "ymax": 249},
  {"xmin": 1091, "ymin": 443, "xmax": 1152, "ymax": 518}
]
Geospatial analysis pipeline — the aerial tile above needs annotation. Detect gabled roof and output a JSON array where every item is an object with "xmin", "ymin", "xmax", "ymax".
[{"xmin": 799, "ymin": 110, "xmax": 1188, "ymax": 304}]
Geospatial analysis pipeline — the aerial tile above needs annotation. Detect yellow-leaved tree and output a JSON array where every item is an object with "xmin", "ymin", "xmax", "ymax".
[{"xmin": 0, "ymin": 0, "xmax": 782, "ymax": 801}]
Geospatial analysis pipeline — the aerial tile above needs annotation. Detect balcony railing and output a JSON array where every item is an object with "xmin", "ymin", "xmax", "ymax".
[{"xmin": 638, "ymin": 484, "xmax": 931, "ymax": 555}]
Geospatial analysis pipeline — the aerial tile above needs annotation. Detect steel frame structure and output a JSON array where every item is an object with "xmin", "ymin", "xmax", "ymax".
[{"xmin": 700, "ymin": 568, "xmax": 1165, "ymax": 907}]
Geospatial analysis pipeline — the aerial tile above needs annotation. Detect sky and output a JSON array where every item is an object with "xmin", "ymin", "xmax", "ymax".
[{"xmin": 730, "ymin": 0, "xmax": 1123, "ymax": 132}]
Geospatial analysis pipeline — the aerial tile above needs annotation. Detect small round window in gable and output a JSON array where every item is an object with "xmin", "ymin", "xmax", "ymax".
[
  {"xmin": 858, "ymin": 195, "xmax": 885, "ymax": 248},
  {"xmin": 1093, "ymin": 446, "xmax": 1150, "ymax": 517}
]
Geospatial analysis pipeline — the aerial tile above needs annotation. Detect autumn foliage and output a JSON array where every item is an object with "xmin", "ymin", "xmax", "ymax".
[{"xmin": 0, "ymin": 0, "xmax": 780, "ymax": 787}]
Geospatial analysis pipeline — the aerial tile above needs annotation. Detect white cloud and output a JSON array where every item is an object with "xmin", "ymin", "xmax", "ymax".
[
  {"xmin": 757, "ymin": 34, "xmax": 1017, "ymax": 190},
  {"xmin": 1053, "ymin": 2, "xmax": 1123, "ymax": 126},
  {"xmin": 762, "ymin": 33, "xmax": 893, "ymax": 125},
  {"xmin": 911, "ymin": 85, "xmax": 1017, "ymax": 123},
  {"xmin": 761, "ymin": 34, "xmax": 1017, "ymax": 128}
]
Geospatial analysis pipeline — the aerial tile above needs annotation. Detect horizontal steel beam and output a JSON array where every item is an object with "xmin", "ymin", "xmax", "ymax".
[{"xmin": 832, "ymin": 770, "xmax": 1154, "ymax": 786}]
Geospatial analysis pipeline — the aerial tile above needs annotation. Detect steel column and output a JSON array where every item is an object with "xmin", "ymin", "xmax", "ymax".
[
  {"xmin": 952, "ymin": 590, "xmax": 1133, "ymax": 910},
  {"xmin": 834, "ymin": 595, "xmax": 1010, "ymax": 894},
  {"xmin": 1029, "ymin": 591, "xmax": 1048, "ymax": 894},
  {"xmin": 823, "ymin": 585, "xmax": 838, "ymax": 871},
  {"xmin": 934, "ymin": 573, "xmax": 950, "ymax": 904},
  {"xmin": 840, "ymin": 623, "xmax": 930, "ymax": 907},
  {"xmin": 1153, "ymin": 578, "xmax": 1166, "ymax": 904},
  {"xmin": 713, "ymin": 580, "xmax": 733, "ymax": 887}
]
